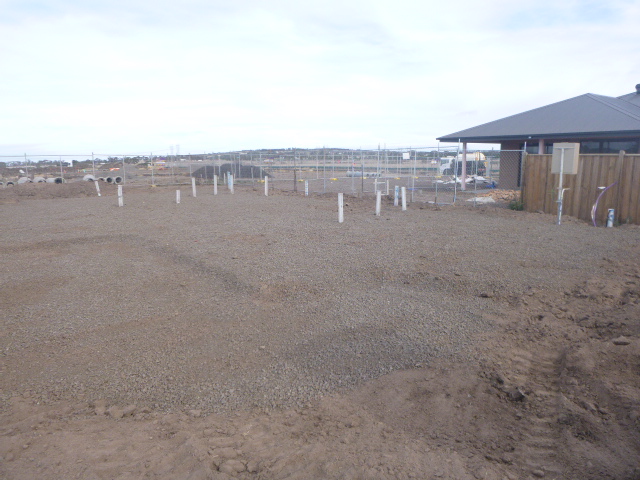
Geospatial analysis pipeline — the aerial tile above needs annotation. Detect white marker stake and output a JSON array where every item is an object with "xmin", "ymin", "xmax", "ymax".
[
  {"xmin": 192, "ymin": 177, "xmax": 197, "ymax": 197},
  {"xmin": 213, "ymin": 175, "xmax": 218, "ymax": 195},
  {"xmin": 376, "ymin": 190, "xmax": 381, "ymax": 216},
  {"xmin": 401, "ymin": 186, "xmax": 407, "ymax": 211},
  {"xmin": 338, "ymin": 193, "xmax": 344, "ymax": 223},
  {"xmin": 176, "ymin": 190, "xmax": 181, "ymax": 204},
  {"xmin": 95, "ymin": 181, "xmax": 101, "ymax": 197},
  {"xmin": 386, "ymin": 180, "xmax": 389, "ymax": 196},
  {"xmin": 229, "ymin": 174, "xmax": 234, "ymax": 194},
  {"xmin": 394, "ymin": 185, "xmax": 399, "ymax": 206},
  {"xmin": 305, "ymin": 180, "xmax": 309, "ymax": 196},
  {"xmin": 264, "ymin": 176, "xmax": 268, "ymax": 196},
  {"xmin": 117, "ymin": 185, "xmax": 123, "ymax": 207}
]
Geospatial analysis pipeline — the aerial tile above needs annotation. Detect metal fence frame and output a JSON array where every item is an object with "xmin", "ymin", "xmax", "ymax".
[{"xmin": 1, "ymin": 147, "xmax": 519, "ymax": 208}]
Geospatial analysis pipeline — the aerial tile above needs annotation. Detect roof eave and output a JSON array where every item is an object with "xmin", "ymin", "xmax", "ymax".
[{"xmin": 437, "ymin": 130, "xmax": 640, "ymax": 144}]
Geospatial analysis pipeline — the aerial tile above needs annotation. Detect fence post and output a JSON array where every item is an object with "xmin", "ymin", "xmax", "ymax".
[
  {"xmin": 434, "ymin": 180, "xmax": 438, "ymax": 206},
  {"xmin": 613, "ymin": 150, "xmax": 626, "ymax": 224}
]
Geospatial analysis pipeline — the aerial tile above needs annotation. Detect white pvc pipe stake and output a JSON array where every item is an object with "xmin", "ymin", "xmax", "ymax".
[
  {"xmin": 264, "ymin": 176, "xmax": 268, "ymax": 196},
  {"xmin": 338, "ymin": 193, "xmax": 344, "ymax": 223},
  {"xmin": 305, "ymin": 180, "xmax": 309, "ymax": 196},
  {"xmin": 394, "ymin": 185, "xmax": 399, "ymax": 207},
  {"xmin": 213, "ymin": 175, "xmax": 218, "ymax": 195},
  {"xmin": 229, "ymin": 174, "xmax": 234, "ymax": 194},
  {"xmin": 386, "ymin": 180, "xmax": 389, "ymax": 196},
  {"xmin": 176, "ymin": 190, "xmax": 181, "ymax": 204},
  {"xmin": 401, "ymin": 186, "xmax": 407, "ymax": 211},
  {"xmin": 117, "ymin": 185, "xmax": 123, "ymax": 207},
  {"xmin": 95, "ymin": 181, "xmax": 101, "ymax": 197},
  {"xmin": 376, "ymin": 190, "xmax": 381, "ymax": 216},
  {"xmin": 192, "ymin": 177, "xmax": 196, "ymax": 197}
]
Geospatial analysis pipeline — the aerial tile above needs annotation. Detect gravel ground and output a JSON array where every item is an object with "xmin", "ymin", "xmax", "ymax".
[
  {"xmin": 2, "ymin": 182, "xmax": 640, "ymax": 480},
  {"xmin": 1, "ymin": 182, "xmax": 637, "ymax": 415}
]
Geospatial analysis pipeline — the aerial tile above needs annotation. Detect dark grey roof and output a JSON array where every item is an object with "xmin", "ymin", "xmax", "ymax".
[
  {"xmin": 438, "ymin": 90, "xmax": 640, "ymax": 143},
  {"xmin": 618, "ymin": 89, "xmax": 640, "ymax": 106}
]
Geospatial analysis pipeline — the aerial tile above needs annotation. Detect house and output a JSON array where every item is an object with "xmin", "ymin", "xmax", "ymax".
[{"xmin": 437, "ymin": 84, "xmax": 640, "ymax": 189}]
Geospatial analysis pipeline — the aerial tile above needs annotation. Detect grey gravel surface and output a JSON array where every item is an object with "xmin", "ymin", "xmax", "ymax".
[{"xmin": 1, "ymin": 184, "xmax": 637, "ymax": 414}]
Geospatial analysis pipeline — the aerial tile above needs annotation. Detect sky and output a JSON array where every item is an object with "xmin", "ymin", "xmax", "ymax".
[{"xmin": 1, "ymin": 0, "xmax": 639, "ymax": 158}]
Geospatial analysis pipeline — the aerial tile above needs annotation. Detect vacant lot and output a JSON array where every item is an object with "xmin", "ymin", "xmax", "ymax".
[{"xmin": 1, "ymin": 183, "xmax": 639, "ymax": 480}]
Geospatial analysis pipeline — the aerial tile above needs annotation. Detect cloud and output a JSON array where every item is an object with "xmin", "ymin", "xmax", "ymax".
[{"xmin": 0, "ymin": 0, "xmax": 638, "ymax": 155}]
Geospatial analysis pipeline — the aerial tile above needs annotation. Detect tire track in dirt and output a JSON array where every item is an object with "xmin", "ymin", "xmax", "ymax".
[{"xmin": 515, "ymin": 348, "xmax": 566, "ymax": 479}]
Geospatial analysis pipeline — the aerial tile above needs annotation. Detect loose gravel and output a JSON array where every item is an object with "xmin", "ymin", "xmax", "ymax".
[{"xmin": 1, "ymin": 184, "xmax": 638, "ymax": 414}]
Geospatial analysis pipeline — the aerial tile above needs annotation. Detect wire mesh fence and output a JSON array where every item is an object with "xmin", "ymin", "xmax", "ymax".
[{"xmin": 0, "ymin": 147, "xmax": 522, "ymax": 206}]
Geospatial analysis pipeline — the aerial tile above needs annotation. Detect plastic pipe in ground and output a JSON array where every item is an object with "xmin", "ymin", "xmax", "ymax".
[
  {"xmin": 401, "ymin": 187, "xmax": 407, "ymax": 211},
  {"xmin": 376, "ymin": 191, "xmax": 381, "ymax": 216},
  {"xmin": 607, "ymin": 209, "xmax": 615, "ymax": 227},
  {"xmin": 264, "ymin": 176, "xmax": 268, "ymax": 196},
  {"xmin": 338, "ymin": 193, "xmax": 344, "ymax": 223},
  {"xmin": 213, "ymin": 175, "xmax": 218, "ymax": 195}
]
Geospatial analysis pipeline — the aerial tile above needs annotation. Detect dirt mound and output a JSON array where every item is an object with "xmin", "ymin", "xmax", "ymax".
[
  {"xmin": 0, "ymin": 181, "xmax": 114, "ymax": 203},
  {"xmin": 480, "ymin": 189, "xmax": 521, "ymax": 203}
]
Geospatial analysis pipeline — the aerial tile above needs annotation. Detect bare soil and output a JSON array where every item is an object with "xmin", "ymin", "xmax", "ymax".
[{"xmin": 1, "ymin": 182, "xmax": 639, "ymax": 480}]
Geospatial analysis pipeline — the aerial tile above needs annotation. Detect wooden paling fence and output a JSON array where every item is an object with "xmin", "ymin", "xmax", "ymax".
[{"xmin": 522, "ymin": 152, "xmax": 640, "ymax": 225}]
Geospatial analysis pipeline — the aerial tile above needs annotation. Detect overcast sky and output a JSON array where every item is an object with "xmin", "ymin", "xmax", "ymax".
[{"xmin": 1, "ymin": 0, "xmax": 639, "ymax": 158}]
